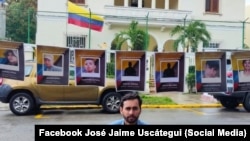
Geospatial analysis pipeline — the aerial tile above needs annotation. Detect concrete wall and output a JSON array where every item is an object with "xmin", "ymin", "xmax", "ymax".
[{"xmin": 246, "ymin": 5, "xmax": 250, "ymax": 47}]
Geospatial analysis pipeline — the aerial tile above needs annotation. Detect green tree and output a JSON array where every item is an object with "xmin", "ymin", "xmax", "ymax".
[
  {"xmin": 185, "ymin": 73, "xmax": 195, "ymax": 93},
  {"xmin": 114, "ymin": 20, "xmax": 148, "ymax": 50},
  {"xmin": 6, "ymin": 0, "xmax": 37, "ymax": 43},
  {"xmin": 170, "ymin": 20, "xmax": 211, "ymax": 52}
]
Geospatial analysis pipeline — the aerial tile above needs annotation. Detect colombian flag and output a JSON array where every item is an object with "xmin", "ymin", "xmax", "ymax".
[{"xmin": 67, "ymin": 1, "xmax": 104, "ymax": 32}]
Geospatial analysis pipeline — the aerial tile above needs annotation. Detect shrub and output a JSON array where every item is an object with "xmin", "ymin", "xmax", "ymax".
[
  {"xmin": 106, "ymin": 62, "xmax": 115, "ymax": 78},
  {"xmin": 185, "ymin": 72, "xmax": 195, "ymax": 93}
]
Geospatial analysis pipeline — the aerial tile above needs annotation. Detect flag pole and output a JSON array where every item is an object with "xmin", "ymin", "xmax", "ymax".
[{"xmin": 88, "ymin": 8, "xmax": 91, "ymax": 49}]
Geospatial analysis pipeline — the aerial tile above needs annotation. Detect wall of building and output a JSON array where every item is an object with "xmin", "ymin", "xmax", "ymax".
[
  {"xmin": 36, "ymin": 0, "xmax": 246, "ymax": 93},
  {"xmin": 0, "ymin": 8, "xmax": 6, "ymax": 39},
  {"xmin": 179, "ymin": 0, "xmax": 245, "ymax": 21},
  {"xmin": 36, "ymin": 0, "xmax": 245, "ymax": 50},
  {"xmin": 246, "ymin": 5, "xmax": 250, "ymax": 47}
]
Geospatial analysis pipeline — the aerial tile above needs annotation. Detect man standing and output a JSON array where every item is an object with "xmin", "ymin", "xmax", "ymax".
[{"xmin": 110, "ymin": 92, "xmax": 147, "ymax": 125}]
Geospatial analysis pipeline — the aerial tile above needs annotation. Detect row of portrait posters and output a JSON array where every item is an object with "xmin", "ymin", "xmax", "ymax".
[
  {"xmin": 37, "ymin": 45, "xmax": 106, "ymax": 86},
  {"xmin": 2, "ymin": 41, "xmax": 250, "ymax": 93}
]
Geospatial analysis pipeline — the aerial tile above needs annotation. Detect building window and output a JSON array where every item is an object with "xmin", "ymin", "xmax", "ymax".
[
  {"xmin": 131, "ymin": 0, "xmax": 138, "ymax": 7},
  {"xmin": 130, "ymin": 0, "xmax": 145, "ymax": 7},
  {"xmin": 67, "ymin": 35, "xmax": 86, "ymax": 48},
  {"xmin": 67, "ymin": 34, "xmax": 87, "ymax": 62},
  {"xmin": 69, "ymin": 0, "xmax": 85, "ymax": 4},
  {"xmin": 205, "ymin": 0, "xmax": 219, "ymax": 13},
  {"xmin": 203, "ymin": 42, "xmax": 220, "ymax": 51},
  {"xmin": 206, "ymin": 42, "xmax": 220, "ymax": 48}
]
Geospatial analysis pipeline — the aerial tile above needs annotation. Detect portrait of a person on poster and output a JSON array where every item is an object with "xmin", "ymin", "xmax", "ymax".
[
  {"xmin": 81, "ymin": 57, "xmax": 100, "ymax": 77},
  {"xmin": 4, "ymin": 49, "xmax": 18, "ymax": 66},
  {"xmin": 124, "ymin": 61, "xmax": 137, "ymax": 76},
  {"xmin": 238, "ymin": 59, "xmax": 250, "ymax": 82},
  {"xmin": 163, "ymin": 63, "xmax": 175, "ymax": 77},
  {"xmin": 161, "ymin": 61, "xmax": 179, "ymax": 83},
  {"xmin": 43, "ymin": 53, "xmax": 63, "ymax": 76},
  {"xmin": 121, "ymin": 59, "xmax": 140, "ymax": 81},
  {"xmin": 201, "ymin": 59, "xmax": 221, "ymax": 83},
  {"xmin": 0, "ymin": 49, "xmax": 19, "ymax": 71}
]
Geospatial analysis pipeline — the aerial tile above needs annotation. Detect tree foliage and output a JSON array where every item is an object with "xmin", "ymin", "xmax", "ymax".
[
  {"xmin": 185, "ymin": 72, "xmax": 195, "ymax": 93},
  {"xmin": 114, "ymin": 20, "xmax": 148, "ymax": 50},
  {"xmin": 170, "ymin": 20, "xmax": 211, "ymax": 52},
  {"xmin": 6, "ymin": 0, "xmax": 37, "ymax": 43}
]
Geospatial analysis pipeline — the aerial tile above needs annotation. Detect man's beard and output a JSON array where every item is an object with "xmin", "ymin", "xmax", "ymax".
[{"xmin": 124, "ymin": 115, "xmax": 138, "ymax": 124}]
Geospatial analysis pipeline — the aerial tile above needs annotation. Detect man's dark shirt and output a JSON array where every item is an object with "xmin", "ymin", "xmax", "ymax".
[
  {"xmin": 163, "ymin": 68, "xmax": 175, "ymax": 77},
  {"xmin": 124, "ymin": 67, "xmax": 136, "ymax": 76}
]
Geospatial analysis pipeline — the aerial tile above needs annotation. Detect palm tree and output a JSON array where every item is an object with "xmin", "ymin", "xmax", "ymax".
[
  {"xmin": 114, "ymin": 20, "xmax": 148, "ymax": 51},
  {"xmin": 170, "ymin": 20, "xmax": 211, "ymax": 52}
]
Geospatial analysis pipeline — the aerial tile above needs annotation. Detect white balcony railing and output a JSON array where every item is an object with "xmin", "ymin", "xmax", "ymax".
[{"xmin": 104, "ymin": 6, "xmax": 192, "ymax": 27}]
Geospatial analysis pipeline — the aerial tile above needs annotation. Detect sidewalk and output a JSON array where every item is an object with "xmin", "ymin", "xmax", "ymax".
[
  {"xmin": 144, "ymin": 92, "xmax": 222, "ymax": 108},
  {"xmin": 0, "ymin": 92, "xmax": 221, "ymax": 110}
]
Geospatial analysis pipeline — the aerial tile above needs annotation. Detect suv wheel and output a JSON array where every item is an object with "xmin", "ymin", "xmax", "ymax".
[
  {"xmin": 243, "ymin": 94, "xmax": 250, "ymax": 112},
  {"xmin": 220, "ymin": 98, "xmax": 239, "ymax": 109},
  {"xmin": 102, "ymin": 92, "xmax": 121, "ymax": 113},
  {"xmin": 9, "ymin": 93, "xmax": 35, "ymax": 116}
]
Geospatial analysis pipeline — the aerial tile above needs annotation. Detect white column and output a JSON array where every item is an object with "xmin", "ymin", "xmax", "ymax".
[
  {"xmin": 124, "ymin": 0, "xmax": 129, "ymax": 7},
  {"xmin": 151, "ymin": 0, "xmax": 156, "ymax": 9},
  {"xmin": 165, "ymin": 0, "xmax": 169, "ymax": 9},
  {"xmin": 138, "ymin": 0, "xmax": 142, "ymax": 8},
  {"xmin": 158, "ymin": 42, "xmax": 164, "ymax": 52}
]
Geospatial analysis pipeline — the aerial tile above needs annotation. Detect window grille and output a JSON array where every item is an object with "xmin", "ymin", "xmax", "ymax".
[{"xmin": 67, "ymin": 34, "xmax": 87, "ymax": 62}]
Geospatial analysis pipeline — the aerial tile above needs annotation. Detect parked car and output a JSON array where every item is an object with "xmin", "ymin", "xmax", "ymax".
[
  {"xmin": 0, "ymin": 61, "xmax": 127, "ymax": 116},
  {"xmin": 208, "ymin": 59, "xmax": 250, "ymax": 112}
]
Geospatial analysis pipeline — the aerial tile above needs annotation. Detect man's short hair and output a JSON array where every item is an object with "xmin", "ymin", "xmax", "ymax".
[
  {"xmin": 206, "ymin": 60, "xmax": 219, "ymax": 70},
  {"xmin": 120, "ymin": 91, "xmax": 142, "ymax": 108},
  {"xmin": 85, "ymin": 58, "xmax": 96, "ymax": 64},
  {"xmin": 44, "ymin": 54, "xmax": 53, "ymax": 61}
]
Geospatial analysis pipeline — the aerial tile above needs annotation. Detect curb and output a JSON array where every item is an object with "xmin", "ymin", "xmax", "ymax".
[{"xmin": 39, "ymin": 104, "xmax": 224, "ymax": 109}]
